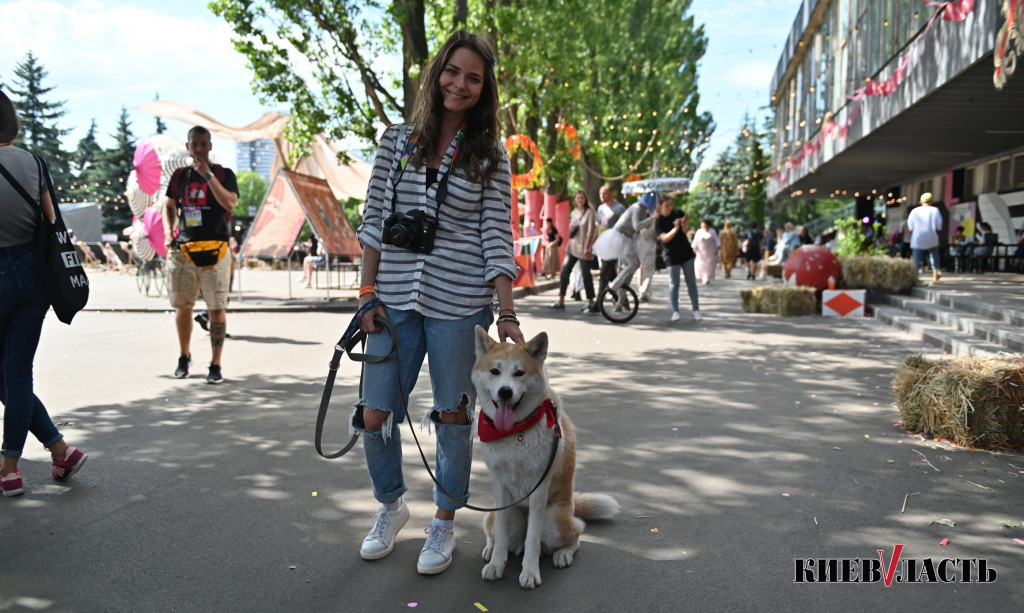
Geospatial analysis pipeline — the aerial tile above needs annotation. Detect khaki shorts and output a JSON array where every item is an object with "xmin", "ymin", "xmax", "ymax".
[{"xmin": 167, "ymin": 247, "xmax": 232, "ymax": 310}]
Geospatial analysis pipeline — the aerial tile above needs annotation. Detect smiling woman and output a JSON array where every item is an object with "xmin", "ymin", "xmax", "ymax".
[{"xmin": 348, "ymin": 29, "xmax": 521, "ymax": 578}]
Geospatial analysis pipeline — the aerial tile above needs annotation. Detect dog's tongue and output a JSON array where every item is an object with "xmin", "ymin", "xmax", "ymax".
[{"xmin": 494, "ymin": 402, "xmax": 515, "ymax": 431}]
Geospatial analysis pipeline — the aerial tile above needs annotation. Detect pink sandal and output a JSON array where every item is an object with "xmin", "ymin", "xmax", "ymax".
[
  {"xmin": 1, "ymin": 470, "xmax": 24, "ymax": 497},
  {"xmin": 52, "ymin": 447, "xmax": 87, "ymax": 481}
]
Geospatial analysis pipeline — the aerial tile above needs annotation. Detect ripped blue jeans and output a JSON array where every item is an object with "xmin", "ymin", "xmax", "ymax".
[{"xmin": 352, "ymin": 305, "xmax": 493, "ymax": 511}]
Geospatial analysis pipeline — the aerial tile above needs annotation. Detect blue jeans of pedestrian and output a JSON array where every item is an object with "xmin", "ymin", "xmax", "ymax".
[
  {"xmin": 0, "ymin": 242, "xmax": 62, "ymax": 458},
  {"xmin": 668, "ymin": 259, "xmax": 700, "ymax": 313},
  {"xmin": 352, "ymin": 305, "xmax": 493, "ymax": 511},
  {"xmin": 912, "ymin": 247, "xmax": 940, "ymax": 272}
]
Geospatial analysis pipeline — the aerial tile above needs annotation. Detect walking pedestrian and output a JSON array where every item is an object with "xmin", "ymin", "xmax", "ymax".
[
  {"xmin": 0, "ymin": 90, "xmax": 88, "ymax": 497},
  {"xmin": 549, "ymin": 190, "xmax": 598, "ymax": 313},
  {"xmin": 692, "ymin": 218, "xmax": 720, "ymax": 284},
  {"xmin": 654, "ymin": 195, "xmax": 701, "ymax": 322}
]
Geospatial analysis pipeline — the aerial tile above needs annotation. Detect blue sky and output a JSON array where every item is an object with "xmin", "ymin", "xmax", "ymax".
[{"xmin": 0, "ymin": 0, "xmax": 802, "ymax": 175}]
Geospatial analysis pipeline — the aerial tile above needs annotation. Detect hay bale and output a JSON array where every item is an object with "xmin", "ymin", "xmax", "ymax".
[
  {"xmin": 893, "ymin": 354, "xmax": 1024, "ymax": 449},
  {"xmin": 740, "ymin": 285, "xmax": 817, "ymax": 316},
  {"xmin": 839, "ymin": 255, "xmax": 917, "ymax": 293}
]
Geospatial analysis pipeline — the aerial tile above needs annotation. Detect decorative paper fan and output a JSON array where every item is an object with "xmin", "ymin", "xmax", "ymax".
[
  {"xmin": 142, "ymin": 206, "xmax": 166, "ymax": 259},
  {"xmin": 133, "ymin": 141, "xmax": 162, "ymax": 195},
  {"xmin": 131, "ymin": 222, "xmax": 156, "ymax": 262},
  {"xmin": 126, "ymin": 171, "xmax": 152, "ymax": 218}
]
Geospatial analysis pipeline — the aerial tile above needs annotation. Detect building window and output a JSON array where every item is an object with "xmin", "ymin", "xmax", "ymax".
[
  {"xmin": 998, "ymin": 158, "xmax": 1012, "ymax": 192},
  {"xmin": 1012, "ymin": 154, "xmax": 1024, "ymax": 190},
  {"xmin": 985, "ymin": 162, "xmax": 998, "ymax": 193}
]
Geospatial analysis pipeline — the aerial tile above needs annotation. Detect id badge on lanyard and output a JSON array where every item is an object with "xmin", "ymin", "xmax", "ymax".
[
  {"xmin": 183, "ymin": 169, "xmax": 205, "ymax": 227},
  {"xmin": 184, "ymin": 206, "xmax": 203, "ymax": 227}
]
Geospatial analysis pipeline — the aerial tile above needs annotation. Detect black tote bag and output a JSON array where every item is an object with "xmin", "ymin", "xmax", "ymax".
[{"xmin": 0, "ymin": 155, "xmax": 90, "ymax": 324}]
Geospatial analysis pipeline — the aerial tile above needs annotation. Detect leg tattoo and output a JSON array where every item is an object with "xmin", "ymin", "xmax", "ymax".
[{"xmin": 210, "ymin": 322, "xmax": 227, "ymax": 348}]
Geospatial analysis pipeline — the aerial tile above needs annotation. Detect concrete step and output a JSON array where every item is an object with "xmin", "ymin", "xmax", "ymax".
[
  {"xmin": 909, "ymin": 285, "xmax": 1024, "ymax": 327},
  {"xmin": 871, "ymin": 304, "xmax": 1009, "ymax": 357},
  {"xmin": 882, "ymin": 294, "xmax": 1024, "ymax": 353}
]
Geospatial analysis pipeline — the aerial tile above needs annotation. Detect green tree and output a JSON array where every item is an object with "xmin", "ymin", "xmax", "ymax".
[
  {"xmin": 210, "ymin": 0, "xmax": 414, "ymax": 161},
  {"xmin": 7, "ymin": 51, "xmax": 72, "ymax": 186},
  {"xmin": 72, "ymin": 119, "xmax": 103, "ymax": 178},
  {"xmin": 211, "ymin": 0, "xmax": 713, "ymax": 200},
  {"xmin": 153, "ymin": 92, "xmax": 167, "ymax": 134},
  {"xmin": 85, "ymin": 107, "xmax": 136, "ymax": 233},
  {"xmin": 234, "ymin": 171, "xmax": 268, "ymax": 216}
]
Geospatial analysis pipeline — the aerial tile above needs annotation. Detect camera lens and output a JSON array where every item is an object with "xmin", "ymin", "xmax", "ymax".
[{"xmin": 389, "ymin": 225, "xmax": 410, "ymax": 247}]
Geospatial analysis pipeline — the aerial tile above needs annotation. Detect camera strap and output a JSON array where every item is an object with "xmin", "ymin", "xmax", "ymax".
[{"xmin": 387, "ymin": 124, "xmax": 465, "ymax": 219}]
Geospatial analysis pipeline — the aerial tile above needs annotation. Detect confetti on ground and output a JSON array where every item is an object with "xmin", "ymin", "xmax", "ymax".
[
  {"xmin": 782, "ymin": 493, "xmax": 791, "ymax": 497},
  {"xmin": 865, "ymin": 434, "xmax": 870, "ymax": 438},
  {"xmin": 886, "ymin": 459, "xmax": 895, "ymax": 464},
  {"xmin": 935, "ymin": 519, "xmax": 956, "ymax": 527},
  {"xmin": 833, "ymin": 446, "xmax": 843, "ymax": 450},
  {"xmin": 474, "ymin": 603, "xmax": 488, "ymax": 611},
  {"xmin": 289, "ymin": 565, "xmax": 296, "ymax": 570},
  {"xmin": 939, "ymin": 538, "xmax": 949, "ymax": 546},
  {"xmin": 1014, "ymin": 539, "xmax": 1024, "ymax": 546},
  {"xmin": 672, "ymin": 428, "xmax": 678, "ymax": 431},
  {"xmin": 1000, "ymin": 521, "xmax": 1019, "ymax": 528},
  {"xmin": 312, "ymin": 492, "xmax": 317, "ymax": 496},
  {"xmin": 408, "ymin": 604, "xmax": 418, "ymax": 608},
  {"xmin": 651, "ymin": 528, "xmax": 659, "ymax": 532}
]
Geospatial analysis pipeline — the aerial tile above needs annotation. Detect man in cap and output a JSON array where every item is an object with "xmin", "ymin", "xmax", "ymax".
[{"xmin": 906, "ymin": 192, "xmax": 943, "ymax": 281}]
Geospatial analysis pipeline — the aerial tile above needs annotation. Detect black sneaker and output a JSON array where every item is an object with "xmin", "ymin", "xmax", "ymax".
[
  {"xmin": 194, "ymin": 312, "xmax": 210, "ymax": 331},
  {"xmin": 581, "ymin": 304, "xmax": 599, "ymax": 314},
  {"xmin": 549, "ymin": 302, "xmax": 565, "ymax": 311},
  {"xmin": 174, "ymin": 354, "xmax": 191, "ymax": 379},
  {"xmin": 206, "ymin": 363, "xmax": 224, "ymax": 384}
]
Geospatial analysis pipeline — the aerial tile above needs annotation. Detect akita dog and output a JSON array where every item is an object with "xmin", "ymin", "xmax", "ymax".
[{"xmin": 472, "ymin": 327, "xmax": 620, "ymax": 589}]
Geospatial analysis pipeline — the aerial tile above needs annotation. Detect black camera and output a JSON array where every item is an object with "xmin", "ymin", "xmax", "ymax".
[{"xmin": 382, "ymin": 209, "xmax": 438, "ymax": 254}]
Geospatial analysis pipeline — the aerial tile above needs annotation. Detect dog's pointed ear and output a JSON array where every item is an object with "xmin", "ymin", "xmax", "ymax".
[
  {"xmin": 524, "ymin": 331, "xmax": 548, "ymax": 363},
  {"xmin": 474, "ymin": 325, "xmax": 495, "ymax": 359}
]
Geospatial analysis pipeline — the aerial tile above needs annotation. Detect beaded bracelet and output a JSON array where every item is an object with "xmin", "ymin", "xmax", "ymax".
[
  {"xmin": 496, "ymin": 314, "xmax": 520, "ymax": 326},
  {"xmin": 359, "ymin": 285, "xmax": 376, "ymax": 297}
]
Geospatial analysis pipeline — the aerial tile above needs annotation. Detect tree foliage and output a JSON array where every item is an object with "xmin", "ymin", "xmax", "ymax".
[
  {"xmin": 212, "ymin": 0, "xmax": 714, "ymax": 200},
  {"xmin": 692, "ymin": 114, "xmax": 770, "ymax": 227},
  {"xmin": 7, "ymin": 51, "xmax": 72, "ymax": 186},
  {"xmin": 235, "ymin": 170, "xmax": 269, "ymax": 216}
]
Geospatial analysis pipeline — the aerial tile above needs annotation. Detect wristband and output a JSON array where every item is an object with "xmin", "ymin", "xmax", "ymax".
[
  {"xmin": 496, "ymin": 314, "xmax": 520, "ymax": 327},
  {"xmin": 359, "ymin": 285, "xmax": 376, "ymax": 297}
]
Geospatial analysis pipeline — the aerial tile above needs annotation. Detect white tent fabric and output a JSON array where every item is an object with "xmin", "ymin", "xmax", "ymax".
[{"xmin": 137, "ymin": 100, "xmax": 372, "ymax": 201}]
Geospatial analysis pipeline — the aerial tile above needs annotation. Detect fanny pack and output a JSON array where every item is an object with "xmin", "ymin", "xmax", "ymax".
[{"xmin": 181, "ymin": 240, "xmax": 228, "ymax": 268}]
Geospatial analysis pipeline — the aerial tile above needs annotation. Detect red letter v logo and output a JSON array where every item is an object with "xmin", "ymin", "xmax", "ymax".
[{"xmin": 878, "ymin": 544, "xmax": 905, "ymax": 587}]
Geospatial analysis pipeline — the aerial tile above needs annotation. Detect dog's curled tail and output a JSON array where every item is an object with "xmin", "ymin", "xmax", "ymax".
[{"xmin": 573, "ymin": 493, "xmax": 621, "ymax": 520}]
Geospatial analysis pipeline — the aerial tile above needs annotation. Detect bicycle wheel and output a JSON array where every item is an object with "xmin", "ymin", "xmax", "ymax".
[
  {"xmin": 137, "ymin": 262, "xmax": 152, "ymax": 295},
  {"xmin": 151, "ymin": 260, "xmax": 166, "ymax": 296},
  {"xmin": 598, "ymin": 285, "xmax": 639, "ymax": 323}
]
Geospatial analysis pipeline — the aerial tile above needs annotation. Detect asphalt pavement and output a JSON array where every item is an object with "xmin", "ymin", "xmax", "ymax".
[{"xmin": 1, "ymin": 267, "xmax": 1022, "ymax": 612}]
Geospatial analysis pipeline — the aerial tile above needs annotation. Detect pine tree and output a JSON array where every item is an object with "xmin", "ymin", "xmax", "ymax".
[
  {"xmin": 73, "ymin": 119, "xmax": 102, "ymax": 177},
  {"xmin": 91, "ymin": 106, "xmax": 137, "ymax": 233},
  {"xmin": 154, "ymin": 92, "xmax": 167, "ymax": 134},
  {"xmin": 8, "ymin": 51, "xmax": 72, "ymax": 186}
]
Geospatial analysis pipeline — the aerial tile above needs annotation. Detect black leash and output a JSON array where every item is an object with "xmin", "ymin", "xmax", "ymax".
[{"xmin": 314, "ymin": 304, "xmax": 561, "ymax": 513}]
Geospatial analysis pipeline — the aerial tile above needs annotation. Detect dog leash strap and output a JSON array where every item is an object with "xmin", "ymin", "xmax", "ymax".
[{"xmin": 314, "ymin": 301, "xmax": 392, "ymax": 459}]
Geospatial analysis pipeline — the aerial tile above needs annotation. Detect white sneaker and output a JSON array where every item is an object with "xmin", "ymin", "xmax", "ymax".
[
  {"xmin": 417, "ymin": 523, "xmax": 456, "ymax": 574},
  {"xmin": 360, "ymin": 501, "xmax": 410, "ymax": 560},
  {"xmin": 670, "ymin": 311, "xmax": 681, "ymax": 322},
  {"xmin": 692, "ymin": 310, "xmax": 703, "ymax": 321}
]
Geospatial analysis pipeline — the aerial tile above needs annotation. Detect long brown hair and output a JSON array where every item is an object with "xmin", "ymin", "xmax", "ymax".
[
  {"xmin": 408, "ymin": 30, "xmax": 501, "ymax": 184},
  {"xmin": 0, "ymin": 90, "xmax": 21, "ymax": 144}
]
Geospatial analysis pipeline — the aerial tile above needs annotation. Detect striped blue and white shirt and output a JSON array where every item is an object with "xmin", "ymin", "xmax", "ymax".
[{"xmin": 357, "ymin": 124, "xmax": 518, "ymax": 320}]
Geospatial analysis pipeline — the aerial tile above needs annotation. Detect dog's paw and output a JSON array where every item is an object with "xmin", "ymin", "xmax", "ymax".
[
  {"xmin": 519, "ymin": 567, "xmax": 542, "ymax": 589},
  {"xmin": 552, "ymin": 548, "xmax": 575, "ymax": 568},
  {"xmin": 482, "ymin": 561, "xmax": 505, "ymax": 581},
  {"xmin": 481, "ymin": 544, "xmax": 493, "ymax": 562}
]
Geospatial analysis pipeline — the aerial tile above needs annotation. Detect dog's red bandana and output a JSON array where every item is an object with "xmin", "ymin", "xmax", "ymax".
[{"xmin": 478, "ymin": 398, "xmax": 561, "ymax": 442}]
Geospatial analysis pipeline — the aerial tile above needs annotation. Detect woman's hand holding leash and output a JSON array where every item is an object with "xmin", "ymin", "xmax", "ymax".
[{"xmin": 358, "ymin": 291, "xmax": 386, "ymax": 334}]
